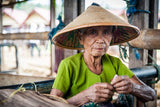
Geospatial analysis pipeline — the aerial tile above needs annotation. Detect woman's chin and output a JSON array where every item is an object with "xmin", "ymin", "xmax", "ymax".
[{"xmin": 91, "ymin": 52, "xmax": 105, "ymax": 57}]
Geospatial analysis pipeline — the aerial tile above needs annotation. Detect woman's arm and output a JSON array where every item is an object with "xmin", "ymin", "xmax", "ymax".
[
  {"xmin": 111, "ymin": 75, "xmax": 156, "ymax": 102},
  {"xmin": 50, "ymin": 88, "xmax": 89, "ymax": 106},
  {"xmin": 50, "ymin": 83, "xmax": 114, "ymax": 106},
  {"xmin": 67, "ymin": 83, "xmax": 114, "ymax": 106},
  {"xmin": 50, "ymin": 88, "xmax": 64, "ymax": 97},
  {"xmin": 130, "ymin": 75, "xmax": 156, "ymax": 101}
]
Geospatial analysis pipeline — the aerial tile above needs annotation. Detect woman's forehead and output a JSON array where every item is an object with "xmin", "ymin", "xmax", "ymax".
[{"xmin": 78, "ymin": 26, "xmax": 113, "ymax": 34}]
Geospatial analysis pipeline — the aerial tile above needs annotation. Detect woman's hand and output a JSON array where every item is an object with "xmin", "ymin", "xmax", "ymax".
[
  {"xmin": 85, "ymin": 83, "xmax": 114, "ymax": 103},
  {"xmin": 111, "ymin": 75, "xmax": 133, "ymax": 94}
]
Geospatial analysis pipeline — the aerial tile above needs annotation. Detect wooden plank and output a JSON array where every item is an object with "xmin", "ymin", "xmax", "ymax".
[
  {"xmin": 0, "ymin": 73, "xmax": 52, "ymax": 86},
  {"xmin": 0, "ymin": 32, "xmax": 49, "ymax": 40}
]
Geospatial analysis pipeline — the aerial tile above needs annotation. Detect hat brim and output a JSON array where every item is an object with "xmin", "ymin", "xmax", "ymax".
[{"xmin": 52, "ymin": 24, "xmax": 140, "ymax": 50}]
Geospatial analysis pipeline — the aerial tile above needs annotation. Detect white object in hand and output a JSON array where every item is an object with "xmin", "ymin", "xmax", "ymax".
[{"xmin": 113, "ymin": 74, "xmax": 118, "ymax": 80}]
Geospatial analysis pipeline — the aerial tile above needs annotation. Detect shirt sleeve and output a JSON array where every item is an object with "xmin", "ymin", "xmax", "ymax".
[{"xmin": 52, "ymin": 60, "xmax": 71, "ymax": 95}]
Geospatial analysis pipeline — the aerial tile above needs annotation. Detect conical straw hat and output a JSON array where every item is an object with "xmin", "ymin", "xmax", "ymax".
[{"xmin": 52, "ymin": 5, "xmax": 140, "ymax": 50}]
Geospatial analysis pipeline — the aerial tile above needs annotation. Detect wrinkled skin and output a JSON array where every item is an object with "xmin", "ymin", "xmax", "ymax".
[
  {"xmin": 50, "ymin": 26, "xmax": 156, "ymax": 106},
  {"xmin": 79, "ymin": 26, "xmax": 112, "ymax": 57},
  {"xmin": 111, "ymin": 75, "xmax": 133, "ymax": 94},
  {"xmin": 85, "ymin": 83, "xmax": 114, "ymax": 103}
]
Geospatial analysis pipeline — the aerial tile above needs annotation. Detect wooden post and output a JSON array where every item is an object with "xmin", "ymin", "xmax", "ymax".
[
  {"xmin": 77, "ymin": 0, "xmax": 85, "ymax": 53},
  {"xmin": 50, "ymin": 0, "xmax": 56, "ymax": 75},
  {"xmin": 64, "ymin": 0, "xmax": 78, "ymax": 58},
  {"xmin": 53, "ymin": 0, "xmax": 85, "ymax": 73},
  {"xmin": 0, "ymin": 3, "xmax": 2, "ymax": 33},
  {"xmin": 0, "ymin": 2, "xmax": 2, "ymax": 72},
  {"xmin": 129, "ymin": 0, "xmax": 148, "ymax": 107},
  {"xmin": 148, "ymin": 0, "xmax": 158, "ymax": 63},
  {"xmin": 145, "ymin": 0, "xmax": 158, "ymax": 107},
  {"xmin": 129, "ymin": 0, "xmax": 149, "ymax": 69},
  {"xmin": 77, "ymin": 0, "xmax": 85, "ymax": 15},
  {"xmin": 128, "ymin": 0, "xmax": 157, "ymax": 107},
  {"xmin": 64, "ymin": 0, "xmax": 85, "ymax": 58}
]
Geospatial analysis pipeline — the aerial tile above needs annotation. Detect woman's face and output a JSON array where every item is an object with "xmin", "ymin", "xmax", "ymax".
[{"xmin": 79, "ymin": 26, "xmax": 113, "ymax": 57}]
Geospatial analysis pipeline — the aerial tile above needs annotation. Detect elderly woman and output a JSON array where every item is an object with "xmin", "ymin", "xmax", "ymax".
[{"xmin": 50, "ymin": 4, "xmax": 155, "ymax": 107}]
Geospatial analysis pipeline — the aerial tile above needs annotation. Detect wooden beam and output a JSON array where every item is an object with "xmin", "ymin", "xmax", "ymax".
[
  {"xmin": 129, "ymin": 29, "xmax": 160, "ymax": 49},
  {"xmin": 0, "ymin": 32, "xmax": 49, "ymax": 40},
  {"xmin": 0, "ymin": 73, "xmax": 52, "ymax": 86}
]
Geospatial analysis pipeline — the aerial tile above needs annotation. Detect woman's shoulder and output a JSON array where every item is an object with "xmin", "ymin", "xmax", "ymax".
[
  {"xmin": 103, "ymin": 54, "xmax": 123, "ymax": 67},
  {"xmin": 62, "ymin": 52, "xmax": 83, "ymax": 63},
  {"xmin": 103, "ymin": 54, "xmax": 120, "ymax": 61}
]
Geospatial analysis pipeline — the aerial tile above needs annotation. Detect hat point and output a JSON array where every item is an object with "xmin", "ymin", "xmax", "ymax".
[{"xmin": 91, "ymin": 2, "xmax": 100, "ymax": 6}]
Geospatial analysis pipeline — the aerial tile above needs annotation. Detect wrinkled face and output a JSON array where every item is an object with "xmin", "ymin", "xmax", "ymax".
[{"xmin": 79, "ymin": 26, "xmax": 113, "ymax": 57}]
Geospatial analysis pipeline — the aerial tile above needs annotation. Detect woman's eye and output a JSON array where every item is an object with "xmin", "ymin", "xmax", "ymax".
[
  {"xmin": 89, "ymin": 29, "xmax": 97, "ymax": 35},
  {"xmin": 103, "ymin": 30, "xmax": 109, "ymax": 35}
]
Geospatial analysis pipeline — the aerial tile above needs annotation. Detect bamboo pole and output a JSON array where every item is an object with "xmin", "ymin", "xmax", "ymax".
[{"xmin": 126, "ymin": 29, "xmax": 160, "ymax": 49}]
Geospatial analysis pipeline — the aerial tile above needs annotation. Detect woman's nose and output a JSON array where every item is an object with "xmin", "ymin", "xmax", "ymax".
[
  {"xmin": 96, "ymin": 36, "xmax": 105, "ymax": 44},
  {"xmin": 96, "ymin": 33, "xmax": 105, "ymax": 43}
]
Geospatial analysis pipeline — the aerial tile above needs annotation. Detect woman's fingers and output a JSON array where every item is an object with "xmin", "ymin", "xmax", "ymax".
[
  {"xmin": 87, "ymin": 83, "xmax": 114, "ymax": 103},
  {"xmin": 93, "ymin": 83, "xmax": 114, "ymax": 95},
  {"xmin": 111, "ymin": 76, "xmax": 128, "ymax": 85},
  {"xmin": 111, "ymin": 76, "xmax": 133, "ymax": 94},
  {"xmin": 113, "ymin": 79, "xmax": 129, "ymax": 88},
  {"xmin": 88, "ymin": 91, "xmax": 113, "ymax": 103},
  {"xmin": 95, "ymin": 82, "xmax": 114, "ymax": 90}
]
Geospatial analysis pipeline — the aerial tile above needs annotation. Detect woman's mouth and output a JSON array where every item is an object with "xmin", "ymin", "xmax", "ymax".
[{"xmin": 94, "ymin": 48, "xmax": 104, "ymax": 51}]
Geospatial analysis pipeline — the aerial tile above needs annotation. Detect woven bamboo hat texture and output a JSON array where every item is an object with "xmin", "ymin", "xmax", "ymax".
[{"xmin": 52, "ymin": 4, "xmax": 140, "ymax": 50}]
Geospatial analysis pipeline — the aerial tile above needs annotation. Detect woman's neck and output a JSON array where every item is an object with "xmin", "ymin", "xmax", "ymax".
[{"xmin": 83, "ymin": 52, "xmax": 102, "ymax": 75}]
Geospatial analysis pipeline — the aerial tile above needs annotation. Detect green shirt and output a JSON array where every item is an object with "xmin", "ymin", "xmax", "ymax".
[{"xmin": 52, "ymin": 52, "xmax": 134, "ymax": 99}]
